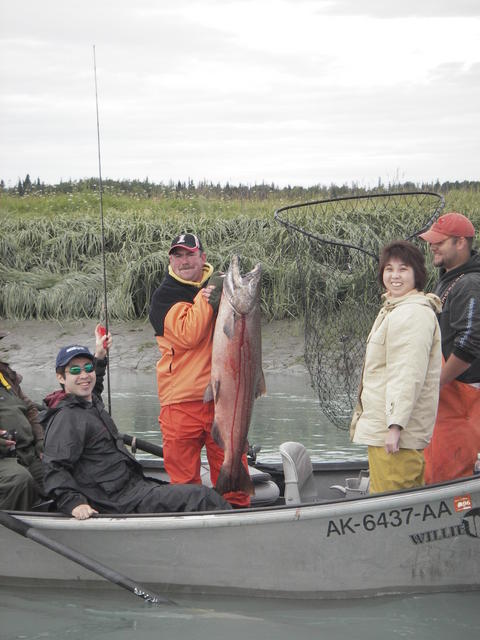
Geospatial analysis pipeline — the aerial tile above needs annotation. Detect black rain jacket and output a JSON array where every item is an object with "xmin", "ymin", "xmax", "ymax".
[
  {"xmin": 435, "ymin": 250, "xmax": 480, "ymax": 383},
  {"xmin": 41, "ymin": 391, "xmax": 161, "ymax": 516}
]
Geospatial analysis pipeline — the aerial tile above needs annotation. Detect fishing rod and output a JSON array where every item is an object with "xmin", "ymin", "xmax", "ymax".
[{"xmin": 93, "ymin": 45, "xmax": 112, "ymax": 415}]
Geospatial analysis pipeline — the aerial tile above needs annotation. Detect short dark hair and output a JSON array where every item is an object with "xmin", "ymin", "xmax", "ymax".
[{"xmin": 378, "ymin": 241, "xmax": 427, "ymax": 291}]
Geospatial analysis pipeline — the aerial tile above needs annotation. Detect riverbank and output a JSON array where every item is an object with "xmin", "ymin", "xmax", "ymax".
[{"xmin": 0, "ymin": 318, "xmax": 307, "ymax": 375}]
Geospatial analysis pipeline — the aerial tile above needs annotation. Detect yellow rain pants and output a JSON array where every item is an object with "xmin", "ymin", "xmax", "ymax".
[{"xmin": 368, "ymin": 446, "xmax": 425, "ymax": 494}]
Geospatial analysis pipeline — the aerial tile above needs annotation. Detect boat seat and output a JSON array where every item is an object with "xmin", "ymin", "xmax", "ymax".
[
  {"xmin": 200, "ymin": 465, "xmax": 280, "ymax": 507},
  {"xmin": 330, "ymin": 469, "xmax": 370, "ymax": 498},
  {"xmin": 279, "ymin": 441, "xmax": 318, "ymax": 506}
]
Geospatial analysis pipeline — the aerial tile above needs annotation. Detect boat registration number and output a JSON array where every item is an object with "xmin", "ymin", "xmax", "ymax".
[{"xmin": 326, "ymin": 500, "xmax": 452, "ymax": 537}]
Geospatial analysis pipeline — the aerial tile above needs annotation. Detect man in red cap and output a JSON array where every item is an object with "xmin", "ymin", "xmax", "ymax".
[
  {"xmin": 148, "ymin": 233, "xmax": 251, "ymax": 508},
  {"xmin": 419, "ymin": 212, "xmax": 480, "ymax": 482}
]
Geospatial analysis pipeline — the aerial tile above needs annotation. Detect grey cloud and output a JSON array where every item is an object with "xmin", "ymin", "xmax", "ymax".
[
  {"xmin": 1, "ymin": 1, "xmax": 236, "ymax": 57},
  {"xmin": 318, "ymin": 0, "xmax": 480, "ymax": 18},
  {"xmin": 1, "ymin": 0, "xmax": 479, "ymax": 187}
]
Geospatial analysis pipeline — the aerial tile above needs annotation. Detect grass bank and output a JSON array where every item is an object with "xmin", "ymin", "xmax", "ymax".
[{"xmin": 1, "ymin": 187, "xmax": 479, "ymax": 321}]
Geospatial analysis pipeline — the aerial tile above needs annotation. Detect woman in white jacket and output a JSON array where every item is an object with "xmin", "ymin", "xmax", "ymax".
[{"xmin": 351, "ymin": 241, "xmax": 442, "ymax": 493}]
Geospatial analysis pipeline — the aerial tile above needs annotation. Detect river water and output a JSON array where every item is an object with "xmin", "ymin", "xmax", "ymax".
[
  {"xmin": 2, "ymin": 370, "xmax": 479, "ymax": 638},
  {"xmin": 106, "ymin": 370, "xmax": 360, "ymax": 463}
]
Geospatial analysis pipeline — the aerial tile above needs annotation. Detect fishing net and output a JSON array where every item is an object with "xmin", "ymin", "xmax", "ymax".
[{"xmin": 274, "ymin": 191, "xmax": 445, "ymax": 430}]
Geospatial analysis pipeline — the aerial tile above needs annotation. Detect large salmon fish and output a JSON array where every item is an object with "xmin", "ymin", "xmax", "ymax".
[{"xmin": 205, "ymin": 255, "xmax": 265, "ymax": 496}]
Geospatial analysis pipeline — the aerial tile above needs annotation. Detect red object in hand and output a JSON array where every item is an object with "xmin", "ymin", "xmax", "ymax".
[{"xmin": 98, "ymin": 325, "xmax": 108, "ymax": 348}]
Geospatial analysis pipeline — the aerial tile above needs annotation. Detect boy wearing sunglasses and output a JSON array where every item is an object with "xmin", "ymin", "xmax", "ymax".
[
  {"xmin": 41, "ymin": 326, "xmax": 230, "ymax": 519},
  {"xmin": 41, "ymin": 324, "xmax": 110, "ymax": 411}
]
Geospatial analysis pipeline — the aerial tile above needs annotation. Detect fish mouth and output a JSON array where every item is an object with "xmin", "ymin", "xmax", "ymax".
[{"xmin": 224, "ymin": 255, "xmax": 262, "ymax": 315}]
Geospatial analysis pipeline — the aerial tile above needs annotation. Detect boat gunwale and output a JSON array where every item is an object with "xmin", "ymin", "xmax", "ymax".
[{"xmin": 9, "ymin": 474, "xmax": 480, "ymax": 531}]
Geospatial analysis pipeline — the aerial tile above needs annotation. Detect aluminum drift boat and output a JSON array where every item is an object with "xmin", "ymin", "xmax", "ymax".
[{"xmin": 1, "ymin": 445, "xmax": 479, "ymax": 599}]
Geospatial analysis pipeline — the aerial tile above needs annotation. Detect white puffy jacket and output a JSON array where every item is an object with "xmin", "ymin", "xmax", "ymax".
[{"xmin": 351, "ymin": 291, "xmax": 442, "ymax": 450}]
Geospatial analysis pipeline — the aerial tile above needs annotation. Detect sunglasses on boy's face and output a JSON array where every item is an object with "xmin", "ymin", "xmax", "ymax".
[{"xmin": 68, "ymin": 363, "xmax": 95, "ymax": 375}]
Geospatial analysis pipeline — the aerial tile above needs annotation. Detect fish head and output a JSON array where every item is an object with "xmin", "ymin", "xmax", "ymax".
[{"xmin": 224, "ymin": 255, "xmax": 262, "ymax": 315}]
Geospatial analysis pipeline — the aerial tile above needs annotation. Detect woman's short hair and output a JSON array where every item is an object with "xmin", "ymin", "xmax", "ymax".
[{"xmin": 378, "ymin": 240, "xmax": 427, "ymax": 291}]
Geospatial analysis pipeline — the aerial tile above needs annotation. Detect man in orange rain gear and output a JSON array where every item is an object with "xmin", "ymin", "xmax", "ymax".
[
  {"xmin": 148, "ymin": 233, "xmax": 250, "ymax": 508},
  {"xmin": 420, "ymin": 212, "xmax": 480, "ymax": 483}
]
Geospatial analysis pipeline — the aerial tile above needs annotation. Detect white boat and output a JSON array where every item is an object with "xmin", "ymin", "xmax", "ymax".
[{"xmin": 1, "ymin": 442, "xmax": 479, "ymax": 599}]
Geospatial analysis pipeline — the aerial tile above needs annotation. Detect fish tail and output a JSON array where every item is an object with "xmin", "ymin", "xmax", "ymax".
[{"xmin": 215, "ymin": 463, "xmax": 255, "ymax": 496}]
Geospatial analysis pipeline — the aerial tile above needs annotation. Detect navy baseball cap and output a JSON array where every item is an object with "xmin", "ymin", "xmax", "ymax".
[
  {"xmin": 169, "ymin": 233, "xmax": 203, "ymax": 254},
  {"xmin": 56, "ymin": 345, "xmax": 95, "ymax": 368}
]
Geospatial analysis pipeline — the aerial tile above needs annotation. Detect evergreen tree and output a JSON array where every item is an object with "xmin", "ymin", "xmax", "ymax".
[{"xmin": 23, "ymin": 174, "xmax": 32, "ymax": 193}]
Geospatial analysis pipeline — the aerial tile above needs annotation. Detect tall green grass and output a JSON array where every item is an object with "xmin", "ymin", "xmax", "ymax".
[
  {"xmin": 1, "ymin": 188, "xmax": 479, "ymax": 321},
  {"xmin": 0, "ymin": 207, "xmax": 299, "ymax": 320}
]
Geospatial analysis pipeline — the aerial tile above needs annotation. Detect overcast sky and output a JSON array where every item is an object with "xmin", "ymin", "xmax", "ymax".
[{"xmin": 1, "ymin": 0, "xmax": 479, "ymax": 188}]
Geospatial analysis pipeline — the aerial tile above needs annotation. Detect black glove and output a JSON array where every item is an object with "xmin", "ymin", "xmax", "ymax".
[{"xmin": 207, "ymin": 272, "xmax": 225, "ymax": 313}]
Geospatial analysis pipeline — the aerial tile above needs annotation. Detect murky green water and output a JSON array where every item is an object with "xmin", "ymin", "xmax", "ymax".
[
  {"xmin": 5, "ymin": 370, "xmax": 479, "ymax": 637},
  {"xmin": 1, "ymin": 586, "xmax": 479, "ymax": 639},
  {"xmin": 22, "ymin": 368, "xmax": 364, "ymax": 463}
]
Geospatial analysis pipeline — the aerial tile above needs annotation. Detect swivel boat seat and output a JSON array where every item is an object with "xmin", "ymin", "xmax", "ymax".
[{"xmin": 279, "ymin": 441, "xmax": 318, "ymax": 506}]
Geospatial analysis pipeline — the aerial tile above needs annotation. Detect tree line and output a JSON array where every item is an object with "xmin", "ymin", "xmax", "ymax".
[{"xmin": 2, "ymin": 174, "xmax": 480, "ymax": 200}]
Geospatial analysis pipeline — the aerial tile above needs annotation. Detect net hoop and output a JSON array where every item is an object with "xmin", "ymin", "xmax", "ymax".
[{"xmin": 274, "ymin": 191, "xmax": 445, "ymax": 429}]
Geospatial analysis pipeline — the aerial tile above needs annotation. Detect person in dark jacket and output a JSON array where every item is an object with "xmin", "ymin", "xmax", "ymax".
[
  {"xmin": 420, "ymin": 212, "xmax": 480, "ymax": 482},
  {"xmin": 0, "ymin": 330, "xmax": 45, "ymax": 506},
  {"xmin": 41, "ymin": 325, "xmax": 230, "ymax": 519}
]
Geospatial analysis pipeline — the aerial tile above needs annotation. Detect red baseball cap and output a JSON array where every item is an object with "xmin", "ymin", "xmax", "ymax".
[{"xmin": 419, "ymin": 212, "xmax": 475, "ymax": 243}]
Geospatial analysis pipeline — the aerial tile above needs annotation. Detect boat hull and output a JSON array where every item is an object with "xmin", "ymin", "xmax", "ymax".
[{"xmin": 1, "ymin": 470, "xmax": 479, "ymax": 599}]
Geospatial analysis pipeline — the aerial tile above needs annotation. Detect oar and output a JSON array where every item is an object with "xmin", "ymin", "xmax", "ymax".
[
  {"xmin": 122, "ymin": 433, "xmax": 164, "ymax": 458},
  {"xmin": 122, "ymin": 434, "xmax": 262, "ymax": 466},
  {"xmin": 0, "ymin": 510, "xmax": 174, "ymax": 606},
  {"xmin": 122, "ymin": 434, "xmax": 262, "ymax": 469}
]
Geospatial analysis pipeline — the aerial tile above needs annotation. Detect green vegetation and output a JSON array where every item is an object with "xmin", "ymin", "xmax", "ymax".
[{"xmin": 1, "ymin": 179, "xmax": 479, "ymax": 321}]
